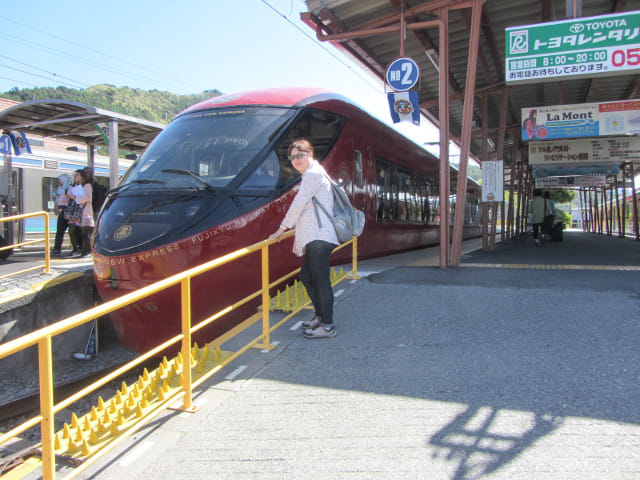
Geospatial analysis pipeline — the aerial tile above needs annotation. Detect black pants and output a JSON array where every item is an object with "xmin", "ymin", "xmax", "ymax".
[
  {"xmin": 69, "ymin": 224, "xmax": 81, "ymax": 252},
  {"xmin": 299, "ymin": 240, "xmax": 336, "ymax": 325},
  {"xmin": 54, "ymin": 212, "xmax": 68, "ymax": 251},
  {"xmin": 533, "ymin": 223, "xmax": 542, "ymax": 240}
]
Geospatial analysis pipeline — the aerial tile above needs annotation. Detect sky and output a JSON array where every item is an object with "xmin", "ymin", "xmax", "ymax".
[{"xmin": 0, "ymin": 0, "xmax": 446, "ymax": 154}]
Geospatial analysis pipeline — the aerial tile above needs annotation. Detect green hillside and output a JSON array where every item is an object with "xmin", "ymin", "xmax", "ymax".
[{"xmin": 1, "ymin": 84, "xmax": 223, "ymax": 124}]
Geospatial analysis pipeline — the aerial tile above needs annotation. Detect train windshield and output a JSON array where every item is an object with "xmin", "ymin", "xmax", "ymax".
[{"xmin": 120, "ymin": 107, "xmax": 295, "ymax": 190}]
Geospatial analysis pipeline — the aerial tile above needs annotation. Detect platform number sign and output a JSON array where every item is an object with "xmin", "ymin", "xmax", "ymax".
[{"xmin": 386, "ymin": 57, "xmax": 420, "ymax": 92}]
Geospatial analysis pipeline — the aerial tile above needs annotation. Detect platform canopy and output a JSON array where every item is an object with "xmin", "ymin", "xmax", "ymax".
[
  {"xmin": 0, "ymin": 99, "xmax": 164, "ymax": 152},
  {"xmin": 302, "ymin": 0, "xmax": 640, "ymax": 164}
]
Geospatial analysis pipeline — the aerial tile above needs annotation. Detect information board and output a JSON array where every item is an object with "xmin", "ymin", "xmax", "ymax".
[
  {"xmin": 481, "ymin": 161, "xmax": 503, "ymax": 202},
  {"xmin": 506, "ymin": 11, "xmax": 640, "ymax": 83},
  {"xmin": 528, "ymin": 137, "xmax": 640, "ymax": 164},
  {"xmin": 535, "ymin": 175, "xmax": 615, "ymax": 188}
]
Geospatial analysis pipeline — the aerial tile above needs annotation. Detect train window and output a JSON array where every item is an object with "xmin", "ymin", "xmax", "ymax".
[
  {"xmin": 354, "ymin": 150, "xmax": 363, "ymax": 188},
  {"xmin": 375, "ymin": 157, "xmax": 393, "ymax": 222},
  {"xmin": 273, "ymin": 109, "xmax": 344, "ymax": 167},
  {"xmin": 238, "ymin": 151, "xmax": 281, "ymax": 190},
  {"xmin": 41, "ymin": 177, "xmax": 58, "ymax": 212},
  {"xmin": 375, "ymin": 157, "xmax": 439, "ymax": 224},
  {"xmin": 120, "ymin": 107, "xmax": 296, "ymax": 190}
]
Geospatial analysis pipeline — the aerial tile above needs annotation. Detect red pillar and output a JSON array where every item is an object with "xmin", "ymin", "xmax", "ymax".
[{"xmin": 451, "ymin": 0, "xmax": 485, "ymax": 266}]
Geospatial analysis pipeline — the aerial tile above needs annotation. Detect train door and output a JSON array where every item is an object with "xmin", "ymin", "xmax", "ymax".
[{"xmin": 0, "ymin": 167, "xmax": 22, "ymax": 244}]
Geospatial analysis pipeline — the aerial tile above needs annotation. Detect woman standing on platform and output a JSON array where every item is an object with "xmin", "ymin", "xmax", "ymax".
[
  {"xmin": 52, "ymin": 173, "xmax": 71, "ymax": 255},
  {"xmin": 66, "ymin": 169, "xmax": 94, "ymax": 257},
  {"xmin": 270, "ymin": 139, "xmax": 339, "ymax": 339}
]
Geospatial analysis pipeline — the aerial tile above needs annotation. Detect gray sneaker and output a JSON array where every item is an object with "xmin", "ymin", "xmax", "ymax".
[
  {"xmin": 302, "ymin": 316, "xmax": 321, "ymax": 330},
  {"xmin": 303, "ymin": 324, "xmax": 336, "ymax": 339}
]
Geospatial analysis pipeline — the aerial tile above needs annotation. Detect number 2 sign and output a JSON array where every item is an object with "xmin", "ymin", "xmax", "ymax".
[{"xmin": 386, "ymin": 57, "xmax": 420, "ymax": 92}]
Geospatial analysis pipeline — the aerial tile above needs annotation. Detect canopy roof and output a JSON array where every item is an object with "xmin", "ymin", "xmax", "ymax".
[
  {"xmin": 0, "ymin": 99, "xmax": 164, "ymax": 152},
  {"xmin": 302, "ymin": 0, "xmax": 640, "ymax": 164}
]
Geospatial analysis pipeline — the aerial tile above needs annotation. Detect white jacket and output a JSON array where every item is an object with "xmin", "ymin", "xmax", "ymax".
[{"xmin": 281, "ymin": 160, "xmax": 339, "ymax": 256}]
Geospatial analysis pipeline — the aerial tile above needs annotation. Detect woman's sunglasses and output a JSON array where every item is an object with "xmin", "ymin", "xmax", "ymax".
[{"xmin": 288, "ymin": 152, "xmax": 309, "ymax": 162}]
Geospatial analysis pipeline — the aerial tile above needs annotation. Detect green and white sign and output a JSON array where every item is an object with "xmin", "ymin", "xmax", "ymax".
[{"xmin": 506, "ymin": 10, "xmax": 640, "ymax": 83}]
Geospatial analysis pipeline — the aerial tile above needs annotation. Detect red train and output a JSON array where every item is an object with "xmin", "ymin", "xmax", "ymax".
[{"xmin": 93, "ymin": 88, "xmax": 481, "ymax": 353}]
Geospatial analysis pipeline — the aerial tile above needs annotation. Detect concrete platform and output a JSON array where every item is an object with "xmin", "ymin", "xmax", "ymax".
[{"xmin": 59, "ymin": 231, "xmax": 640, "ymax": 480}]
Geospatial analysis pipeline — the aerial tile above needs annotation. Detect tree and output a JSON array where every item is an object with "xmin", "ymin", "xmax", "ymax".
[{"xmin": 550, "ymin": 190, "xmax": 574, "ymax": 204}]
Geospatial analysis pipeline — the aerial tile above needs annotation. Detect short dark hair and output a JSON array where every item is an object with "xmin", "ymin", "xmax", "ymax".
[{"xmin": 287, "ymin": 138, "xmax": 313, "ymax": 158}]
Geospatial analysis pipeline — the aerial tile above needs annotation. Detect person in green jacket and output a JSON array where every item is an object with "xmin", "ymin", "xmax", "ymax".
[{"xmin": 528, "ymin": 188, "xmax": 552, "ymax": 245}]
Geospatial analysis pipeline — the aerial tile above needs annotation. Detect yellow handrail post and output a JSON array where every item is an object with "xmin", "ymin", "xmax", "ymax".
[
  {"xmin": 43, "ymin": 212, "xmax": 51, "ymax": 274},
  {"xmin": 179, "ymin": 278, "xmax": 196, "ymax": 412},
  {"xmin": 349, "ymin": 236, "xmax": 360, "ymax": 280},
  {"xmin": 256, "ymin": 243, "xmax": 274, "ymax": 350},
  {"xmin": 39, "ymin": 335, "xmax": 55, "ymax": 480}
]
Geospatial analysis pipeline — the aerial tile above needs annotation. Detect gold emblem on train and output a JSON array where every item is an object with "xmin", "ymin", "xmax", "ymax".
[{"xmin": 114, "ymin": 225, "xmax": 132, "ymax": 241}]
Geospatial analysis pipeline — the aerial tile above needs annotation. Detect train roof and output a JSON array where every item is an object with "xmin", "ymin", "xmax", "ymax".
[
  {"xmin": 179, "ymin": 87, "xmax": 355, "ymax": 116},
  {"xmin": 178, "ymin": 87, "xmax": 481, "ymax": 193}
]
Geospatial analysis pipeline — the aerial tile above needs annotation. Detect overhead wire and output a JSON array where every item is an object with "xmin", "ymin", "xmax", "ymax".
[
  {"xmin": 0, "ymin": 64, "xmax": 86, "ymax": 90},
  {"xmin": 259, "ymin": 0, "xmax": 384, "ymax": 94},
  {"xmin": 0, "ymin": 15, "xmax": 198, "ymax": 94},
  {"xmin": 0, "ymin": 53, "xmax": 88, "ymax": 89}
]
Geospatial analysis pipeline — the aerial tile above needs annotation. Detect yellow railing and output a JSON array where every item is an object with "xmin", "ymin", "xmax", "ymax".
[
  {"xmin": 0, "ymin": 211, "xmax": 51, "ymax": 279},
  {"xmin": 0, "ymin": 231, "xmax": 359, "ymax": 479}
]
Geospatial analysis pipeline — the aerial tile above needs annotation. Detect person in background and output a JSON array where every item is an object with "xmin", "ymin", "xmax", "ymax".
[
  {"xmin": 270, "ymin": 139, "xmax": 339, "ymax": 339},
  {"xmin": 66, "ymin": 172, "xmax": 85, "ymax": 256},
  {"xmin": 528, "ymin": 188, "xmax": 552, "ymax": 246},
  {"xmin": 84, "ymin": 167, "xmax": 107, "ymax": 218},
  {"xmin": 67, "ymin": 169, "xmax": 94, "ymax": 258},
  {"xmin": 52, "ymin": 173, "xmax": 70, "ymax": 255},
  {"xmin": 542, "ymin": 191, "xmax": 556, "ymax": 242}
]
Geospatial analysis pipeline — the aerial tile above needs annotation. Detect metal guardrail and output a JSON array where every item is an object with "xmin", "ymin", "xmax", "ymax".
[
  {"xmin": 0, "ymin": 211, "xmax": 51, "ymax": 279},
  {"xmin": 0, "ymin": 231, "xmax": 360, "ymax": 479}
]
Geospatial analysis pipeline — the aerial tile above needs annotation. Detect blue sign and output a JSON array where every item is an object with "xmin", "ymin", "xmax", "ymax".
[
  {"xmin": 0, "ymin": 134, "xmax": 11, "ymax": 155},
  {"xmin": 532, "ymin": 163, "xmax": 619, "ymax": 178},
  {"xmin": 386, "ymin": 57, "xmax": 420, "ymax": 92}
]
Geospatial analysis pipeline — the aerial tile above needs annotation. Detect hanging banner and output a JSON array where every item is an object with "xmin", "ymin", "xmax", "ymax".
[
  {"xmin": 506, "ymin": 10, "xmax": 640, "ymax": 84},
  {"xmin": 481, "ymin": 161, "xmax": 503, "ymax": 202},
  {"xmin": 528, "ymin": 137, "xmax": 640, "ymax": 164},
  {"xmin": 387, "ymin": 91, "xmax": 420, "ymax": 125},
  {"xmin": 8, "ymin": 131, "xmax": 32, "ymax": 156},
  {"xmin": 521, "ymin": 99, "xmax": 640, "ymax": 140}
]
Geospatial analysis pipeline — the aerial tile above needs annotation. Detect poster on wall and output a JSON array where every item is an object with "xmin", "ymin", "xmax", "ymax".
[
  {"xmin": 481, "ymin": 161, "xmax": 503, "ymax": 202},
  {"xmin": 522, "ymin": 99, "xmax": 640, "ymax": 140}
]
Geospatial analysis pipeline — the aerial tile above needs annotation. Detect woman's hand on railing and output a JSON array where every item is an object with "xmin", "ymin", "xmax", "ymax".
[{"xmin": 269, "ymin": 227, "xmax": 286, "ymax": 243}]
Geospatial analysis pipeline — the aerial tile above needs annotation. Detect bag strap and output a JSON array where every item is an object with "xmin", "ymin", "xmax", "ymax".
[
  {"xmin": 312, "ymin": 196, "xmax": 332, "ymax": 229},
  {"xmin": 310, "ymin": 167, "xmax": 336, "ymax": 230}
]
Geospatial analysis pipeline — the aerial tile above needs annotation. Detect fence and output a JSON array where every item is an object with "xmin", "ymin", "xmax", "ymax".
[
  {"xmin": 0, "ymin": 211, "xmax": 51, "ymax": 279},
  {"xmin": 0, "ymin": 231, "xmax": 359, "ymax": 479}
]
